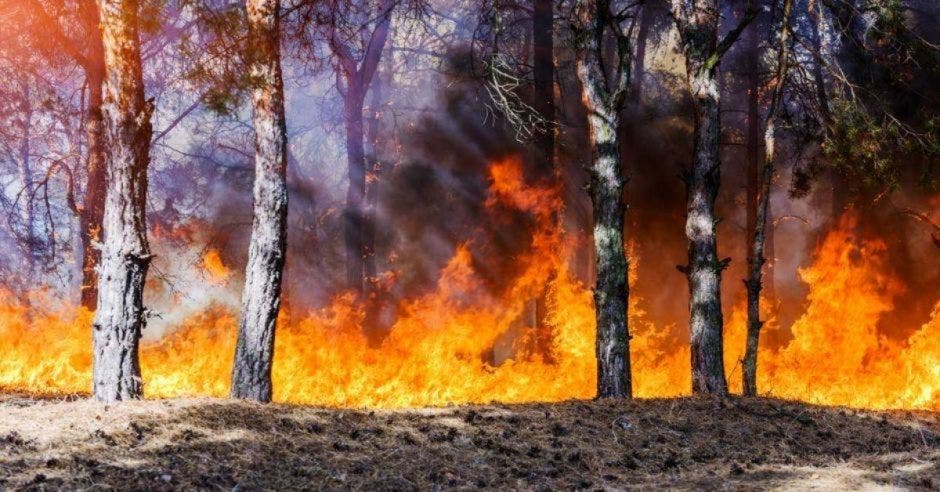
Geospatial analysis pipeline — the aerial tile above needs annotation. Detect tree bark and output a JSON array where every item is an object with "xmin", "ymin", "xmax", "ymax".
[
  {"xmin": 745, "ymin": 11, "xmax": 761, "ymax": 291},
  {"xmin": 631, "ymin": 1, "xmax": 652, "ymax": 102},
  {"xmin": 532, "ymin": 0, "xmax": 555, "ymax": 357},
  {"xmin": 79, "ymin": 0, "xmax": 107, "ymax": 310},
  {"xmin": 343, "ymin": 87, "xmax": 367, "ymax": 293},
  {"xmin": 92, "ymin": 0, "xmax": 154, "ymax": 402},
  {"xmin": 574, "ymin": 0, "xmax": 632, "ymax": 399},
  {"xmin": 743, "ymin": 0, "xmax": 793, "ymax": 397},
  {"xmin": 670, "ymin": 0, "xmax": 754, "ymax": 395},
  {"xmin": 330, "ymin": 0, "xmax": 392, "ymax": 296},
  {"xmin": 685, "ymin": 68, "xmax": 728, "ymax": 395},
  {"xmin": 17, "ymin": 81, "xmax": 36, "ymax": 277},
  {"xmin": 806, "ymin": 0, "xmax": 846, "ymax": 220},
  {"xmin": 532, "ymin": 0, "xmax": 554, "ymax": 170},
  {"xmin": 230, "ymin": 0, "xmax": 289, "ymax": 403},
  {"xmin": 363, "ymin": 71, "xmax": 382, "ymax": 337}
]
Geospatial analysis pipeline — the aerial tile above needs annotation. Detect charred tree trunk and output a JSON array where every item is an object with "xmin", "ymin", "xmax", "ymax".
[
  {"xmin": 92, "ymin": 0, "xmax": 154, "ymax": 402},
  {"xmin": 632, "ymin": 1, "xmax": 652, "ymax": 102},
  {"xmin": 742, "ymin": 0, "xmax": 762, "ymax": 392},
  {"xmin": 764, "ymin": 212, "xmax": 775, "ymax": 301},
  {"xmin": 79, "ymin": 0, "xmax": 107, "ymax": 310},
  {"xmin": 743, "ymin": 0, "xmax": 793, "ymax": 397},
  {"xmin": 363, "ymin": 72, "xmax": 382, "ymax": 337},
  {"xmin": 231, "ymin": 0, "xmax": 289, "ymax": 403},
  {"xmin": 744, "ymin": 12, "xmax": 761, "ymax": 293},
  {"xmin": 330, "ymin": 0, "xmax": 392, "ymax": 296},
  {"xmin": 343, "ymin": 87, "xmax": 367, "ymax": 293},
  {"xmin": 671, "ymin": 0, "xmax": 754, "ymax": 395},
  {"xmin": 532, "ymin": 0, "xmax": 555, "ymax": 357},
  {"xmin": 574, "ymin": 0, "xmax": 633, "ymax": 399},
  {"xmin": 533, "ymin": 0, "xmax": 554, "ymax": 169}
]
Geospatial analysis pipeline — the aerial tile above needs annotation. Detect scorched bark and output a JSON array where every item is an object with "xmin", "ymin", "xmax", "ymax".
[
  {"xmin": 80, "ymin": 0, "xmax": 108, "ymax": 310},
  {"xmin": 670, "ymin": 0, "xmax": 755, "ymax": 395},
  {"xmin": 743, "ymin": 0, "xmax": 793, "ymax": 397},
  {"xmin": 230, "ymin": 0, "xmax": 289, "ymax": 402},
  {"xmin": 92, "ymin": 0, "xmax": 153, "ymax": 402},
  {"xmin": 574, "ymin": 0, "xmax": 634, "ymax": 399}
]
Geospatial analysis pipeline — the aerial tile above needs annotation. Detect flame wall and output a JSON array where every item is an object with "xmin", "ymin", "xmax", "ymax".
[{"xmin": 0, "ymin": 160, "xmax": 936, "ymax": 410}]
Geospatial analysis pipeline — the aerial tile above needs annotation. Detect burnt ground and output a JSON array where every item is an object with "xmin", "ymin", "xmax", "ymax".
[{"xmin": 0, "ymin": 395, "xmax": 936, "ymax": 490}]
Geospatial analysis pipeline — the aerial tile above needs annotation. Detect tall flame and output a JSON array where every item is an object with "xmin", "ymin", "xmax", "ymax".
[
  {"xmin": 0, "ymin": 160, "xmax": 936, "ymax": 409},
  {"xmin": 724, "ymin": 215, "xmax": 939, "ymax": 409}
]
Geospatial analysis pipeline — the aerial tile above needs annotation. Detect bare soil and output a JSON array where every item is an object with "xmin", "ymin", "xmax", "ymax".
[{"xmin": 0, "ymin": 394, "xmax": 936, "ymax": 490}]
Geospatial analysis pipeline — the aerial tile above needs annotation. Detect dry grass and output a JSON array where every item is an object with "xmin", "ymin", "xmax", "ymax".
[{"xmin": 0, "ymin": 394, "xmax": 937, "ymax": 490}]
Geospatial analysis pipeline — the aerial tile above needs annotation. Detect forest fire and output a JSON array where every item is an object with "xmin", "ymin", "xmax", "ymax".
[
  {"xmin": 2, "ymin": 0, "xmax": 938, "ymax": 487},
  {"xmin": 0, "ymin": 159, "xmax": 935, "ymax": 410}
]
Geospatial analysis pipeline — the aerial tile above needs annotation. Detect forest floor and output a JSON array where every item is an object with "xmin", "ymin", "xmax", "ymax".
[{"xmin": 0, "ymin": 394, "xmax": 937, "ymax": 490}]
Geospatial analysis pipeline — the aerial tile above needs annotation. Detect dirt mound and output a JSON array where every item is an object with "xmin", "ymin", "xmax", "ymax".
[{"xmin": 0, "ymin": 395, "xmax": 936, "ymax": 489}]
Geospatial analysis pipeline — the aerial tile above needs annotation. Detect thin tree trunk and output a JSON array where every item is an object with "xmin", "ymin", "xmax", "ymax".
[
  {"xmin": 807, "ymin": 0, "xmax": 846, "ymax": 219},
  {"xmin": 670, "ymin": 0, "xmax": 754, "ymax": 395},
  {"xmin": 79, "ymin": 0, "xmax": 107, "ymax": 310},
  {"xmin": 743, "ymin": 0, "xmax": 793, "ymax": 397},
  {"xmin": 231, "ymin": 0, "xmax": 289, "ymax": 402},
  {"xmin": 17, "ymin": 81, "xmax": 36, "ymax": 277},
  {"xmin": 574, "ymin": 0, "xmax": 632, "ymax": 399},
  {"xmin": 532, "ymin": 0, "xmax": 555, "ymax": 358},
  {"xmin": 363, "ymin": 72, "xmax": 382, "ymax": 337},
  {"xmin": 533, "ymin": 0, "xmax": 554, "ymax": 168},
  {"xmin": 745, "ymin": 11, "xmax": 761, "ymax": 294},
  {"xmin": 808, "ymin": 0, "xmax": 831, "ymax": 126},
  {"xmin": 332, "ymin": 0, "xmax": 392, "ymax": 296},
  {"xmin": 765, "ymin": 210, "xmax": 775, "ymax": 301},
  {"xmin": 92, "ymin": 0, "xmax": 154, "ymax": 402},
  {"xmin": 632, "ymin": 1, "xmax": 651, "ymax": 102},
  {"xmin": 343, "ymin": 87, "xmax": 367, "ymax": 293}
]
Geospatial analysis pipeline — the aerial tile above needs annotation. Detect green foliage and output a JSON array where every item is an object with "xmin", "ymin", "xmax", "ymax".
[
  {"xmin": 822, "ymin": 99, "xmax": 938, "ymax": 196},
  {"xmin": 178, "ymin": 2, "xmax": 251, "ymax": 117},
  {"xmin": 817, "ymin": 0, "xmax": 940, "ymax": 198}
]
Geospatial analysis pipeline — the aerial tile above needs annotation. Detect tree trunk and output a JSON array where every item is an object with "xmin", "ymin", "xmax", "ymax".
[
  {"xmin": 532, "ymin": 0, "xmax": 555, "ymax": 358},
  {"xmin": 343, "ymin": 87, "xmax": 367, "ymax": 293},
  {"xmin": 574, "ymin": 0, "xmax": 632, "ymax": 398},
  {"xmin": 363, "ymin": 72, "xmax": 382, "ymax": 337},
  {"xmin": 532, "ymin": 0, "xmax": 554, "ymax": 170},
  {"xmin": 586, "ymin": 105, "xmax": 631, "ymax": 398},
  {"xmin": 807, "ymin": 0, "xmax": 846, "ymax": 220},
  {"xmin": 17, "ymin": 81, "xmax": 36, "ymax": 277},
  {"xmin": 79, "ymin": 0, "xmax": 107, "ymax": 310},
  {"xmin": 685, "ymin": 69, "xmax": 728, "ymax": 395},
  {"xmin": 743, "ymin": 0, "xmax": 793, "ymax": 397},
  {"xmin": 92, "ymin": 0, "xmax": 154, "ymax": 402},
  {"xmin": 231, "ymin": 0, "xmax": 289, "ymax": 403},
  {"xmin": 670, "ymin": 0, "xmax": 754, "ymax": 395},
  {"xmin": 632, "ymin": 1, "xmax": 651, "ymax": 102},
  {"xmin": 745, "ymin": 14, "xmax": 761, "ymax": 291},
  {"xmin": 332, "ymin": 0, "xmax": 392, "ymax": 297},
  {"xmin": 742, "ymin": 4, "xmax": 761, "ymax": 395},
  {"xmin": 764, "ymin": 210, "xmax": 775, "ymax": 302}
]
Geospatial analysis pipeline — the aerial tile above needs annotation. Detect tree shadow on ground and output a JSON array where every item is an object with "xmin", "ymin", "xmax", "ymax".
[{"xmin": 0, "ymin": 396, "xmax": 937, "ymax": 489}]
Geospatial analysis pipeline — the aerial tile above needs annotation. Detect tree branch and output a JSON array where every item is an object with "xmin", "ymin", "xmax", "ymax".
[
  {"xmin": 22, "ymin": 0, "xmax": 90, "ymax": 69},
  {"xmin": 705, "ymin": 7, "xmax": 758, "ymax": 71}
]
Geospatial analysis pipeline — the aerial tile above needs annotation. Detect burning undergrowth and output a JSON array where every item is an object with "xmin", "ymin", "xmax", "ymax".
[{"xmin": 0, "ymin": 157, "xmax": 936, "ymax": 410}]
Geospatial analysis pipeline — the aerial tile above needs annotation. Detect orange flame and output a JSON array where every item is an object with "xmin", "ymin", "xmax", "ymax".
[
  {"xmin": 201, "ymin": 248, "xmax": 231, "ymax": 286},
  {"xmin": 724, "ymin": 215, "xmax": 939, "ymax": 409},
  {"xmin": 0, "ymin": 160, "xmax": 936, "ymax": 409}
]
